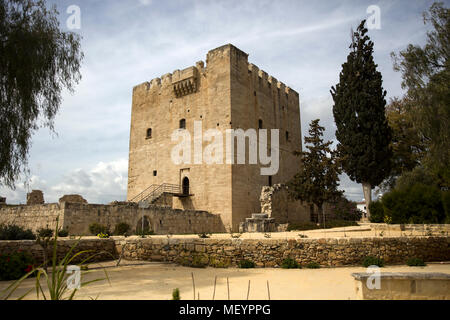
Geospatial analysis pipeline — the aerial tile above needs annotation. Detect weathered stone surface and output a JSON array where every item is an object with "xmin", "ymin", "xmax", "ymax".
[
  {"xmin": 3, "ymin": 236, "xmax": 448, "ymax": 269},
  {"xmin": 126, "ymin": 44, "xmax": 302, "ymax": 232},
  {"xmin": 26, "ymin": 190, "xmax": 44, "ymax": 205},
  {"xmin": 59, "ymin": 194, "xmax": 88, "ymax": 204},
  {"xmin": 0, "ymin": 202, "xmax": 224, "ymax": 235}
]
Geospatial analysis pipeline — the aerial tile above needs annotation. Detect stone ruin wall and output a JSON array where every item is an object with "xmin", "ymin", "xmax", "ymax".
[
  {"xmin": 63, "ymin": 202, "xmax": 225, "ymax": 235},
  {"xmin": 0, "ymin": 197, "xmax": 225, "ymax": 235},
  {"xmin": 26, "ymin": 190, "xmax": 44, "ymax": 205},
  {"xmin": 259, "ymin": 184, "xmax": 335, "ymax": 224},
  {"xmin": 0, "ymin": 203, "xmax": 64, "ymax": 232}
]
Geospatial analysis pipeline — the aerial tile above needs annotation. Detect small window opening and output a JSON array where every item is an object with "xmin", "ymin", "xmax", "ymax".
[
  {"xmin": 179, "ymin": 119, "xmax": 186, "ymax": 129},
  {"xmin": 153, "ymin": 170, "xmax": 157, "ymax": 177},
  {"xmin": 146, "ymin": 128, "xmax": 152, "ymax": 139},
  {"xmin": 258, "ymin": 119, "xmax": 263, "ymax": 129}
]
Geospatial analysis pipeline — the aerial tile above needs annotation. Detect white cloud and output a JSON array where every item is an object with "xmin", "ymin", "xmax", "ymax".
[
  {"xmin": 1, "ymin": 0, "xmax": 433, "ymax": 205},
  {"xmin": 0, "ymin": 159, "xmax": 128, "ymax": 204}
]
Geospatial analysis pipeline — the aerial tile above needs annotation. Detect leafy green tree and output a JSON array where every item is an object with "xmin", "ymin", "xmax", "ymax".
[
  {"xmin": 0, "ymin": 0, "xmax": 83, "ymax": 188},
  {"xmin": 331, "ymin": 20, "xmax": 392, "ymax": 216},
  {"xmin": 391, "ymin": 2, "xmax": 449, "ymax": 187},
  {"xmin": 395, "ymin": 166, "xmax": 440, "ymax": 191},
  {"xmin": 381, "ymin": 97, "xmax": 426, "ymax": 189},
  {"xmin": 382, "ymin": 184, "xmax": 444, "ymax": 224},
  {"xmin": 288, "ymin": 119, "xmax": 342, "ymax": 223}
]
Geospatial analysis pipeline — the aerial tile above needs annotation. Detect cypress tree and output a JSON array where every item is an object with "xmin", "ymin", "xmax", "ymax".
[
  {"xmin": 330, "ymin": 20, "xmax": 392, "ymax": 217},
  {"xmin": 288, "ymin": 119, "xmax": 342, "ymax": 223}
]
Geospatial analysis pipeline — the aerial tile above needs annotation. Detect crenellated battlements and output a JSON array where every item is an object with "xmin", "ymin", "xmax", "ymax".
[
  {"xmin": 132, "ymin": 44, "xmax": 298, "ymax": 99},
  {"xmin": 247, "ymin": 63, "xmax": 298, "ymax": 97},
  {"xmin": 133, "ymin": 64, "xmax": 204, "ymax": 96}
]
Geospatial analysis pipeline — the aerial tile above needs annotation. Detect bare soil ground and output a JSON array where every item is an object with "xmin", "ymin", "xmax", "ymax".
[{"xmin": 1, "ymin": 261, "xmax": 449, "ymax": 300}]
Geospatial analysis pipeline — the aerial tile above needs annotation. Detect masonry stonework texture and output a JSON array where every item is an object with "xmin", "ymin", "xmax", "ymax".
[
  {"xmin": 26, "ymin": 190, "xmax": 44, "ymax": 205},
  {"xmin": 0, "ymin": 202, "xmax": 225, "ymax": 235},
  {"xmin": 127, "ymin": 44, "xmax": 302, "ymax": 231},
  {"xmin": 1, "ymin": 236, "xmax": 449, "ymax": 268}
]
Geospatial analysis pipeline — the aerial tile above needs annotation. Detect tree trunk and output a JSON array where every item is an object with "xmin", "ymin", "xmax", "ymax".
[
  {"xmin": 362, "ymin": 182, "xmax": 372, "ymax": 220},
  {"xmin": 318, "ymin": 204, "xmax": 325, "ymax": 228}
]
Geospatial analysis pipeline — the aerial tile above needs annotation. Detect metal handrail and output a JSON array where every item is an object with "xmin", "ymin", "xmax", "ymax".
[
  {"xmin": 143, "ymin": 183, "xmax": 181, "ymax": 203},
  {"xmin": 133, "ymin": 183, "xmax": 182, "ymax": 204},
  {"xmin": 129, "ymin": 184, "xmax": 159, "ymax": 202}
]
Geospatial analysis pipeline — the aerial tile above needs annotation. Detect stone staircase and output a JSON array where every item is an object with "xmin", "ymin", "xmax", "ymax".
[{"xmin": 130, "ymin": 183, "xmax": 185, "ymax": 208}]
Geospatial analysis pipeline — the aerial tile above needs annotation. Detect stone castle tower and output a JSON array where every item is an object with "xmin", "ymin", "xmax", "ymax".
[{"xmin": 127, "ymin": 44, "xmax": 302, "ymax": 231}]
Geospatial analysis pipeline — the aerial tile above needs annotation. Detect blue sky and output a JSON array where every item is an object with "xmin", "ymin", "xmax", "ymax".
[{"xmin": 0, "ymin": 0, "xmax": 438, "ymax": 204}]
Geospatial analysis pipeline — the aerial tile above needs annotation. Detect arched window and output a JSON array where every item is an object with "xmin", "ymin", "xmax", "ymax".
[
  {"xmin": 258, "ymin": 119, "xmax": 263, "ymax": 129},
  {"xmin": 179, "ymin": 119, "xmax": 186, "ymax": 129},
  {"xmin": 182, "ymin": 177, "xmax": 190, "ymax": 195},
  {"xmin": 146, "ymin": 128, "xmax": 152, "ymax": 139}
]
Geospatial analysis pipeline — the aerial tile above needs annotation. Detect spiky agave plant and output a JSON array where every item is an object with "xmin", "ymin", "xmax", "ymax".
[{"xmin": 1, "ymin": 216, "xmax": 111, "ymax": 300}]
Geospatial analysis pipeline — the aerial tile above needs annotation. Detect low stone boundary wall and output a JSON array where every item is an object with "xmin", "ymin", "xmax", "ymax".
[
  {"xmin": 0, "ymin": 239, "xmax": 115, "ymax": 265},
  {"xmin": 1, "ymin": 236, "xmax": 449, "ymax": 268},
  {"xmin": 352, "ymin": 272, "xmax": 450, "ymax": 300},
  {"xmin": 365, "ymin": 223, "xmax": 450, "ymax": 233},
  {"xmin": 116, "ymin": 236, "xmax": 450, "ymax": 267}
]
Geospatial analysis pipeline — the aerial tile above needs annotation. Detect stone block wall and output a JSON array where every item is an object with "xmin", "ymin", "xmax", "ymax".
[
  {"xmin": 366, "ymin": 223, "xmax": 450, "ymax": 233},
  {"xmin": 0, "ymin": 204, "xmax": 64, "ymax": 232},
  {"xmin": 1, "ymin": 236, "xmax": 449, "ymax": 268},
  {"xmin": 116, "ymin": 236, "xmax": 450, "ymax": 267},
  {"xmin": 0, "ymin": 202, "xmax": 225, "ymax": 236},
  {"xmin": 26, "ymin": 190, "xmax": 44, "ymax": 205},
  {"xmin": 259, "ymin": 184, "xmax": 335, "ymax": 224},
  {"xmin": 62, "ymin": 202, "xmax": 225, "ymax": 235}
]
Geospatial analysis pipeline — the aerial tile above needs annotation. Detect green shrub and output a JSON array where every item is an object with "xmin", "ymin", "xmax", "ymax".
[
  {"xmin": 406, "ymin": 257, "xmax": 426, "ymax": 267},
  {"xmin": 238, "ymin": 259, "xmax": 255, "ymax": 269},
  {"xmin": 395, "ymin": 167, "xmax": 439, "ymax": 191},
  {"xmin": 382, "ymin": 184, "xmax": 445, "ymax": 224},
  {"xmin": 287, "ymin": 222, "xmax": 320, "ymax": 231},
  {"xmin": 209, "ymin": 257, "xmax": 231, "ymax": 268},
  {"xmin": 89, "ymin": 223, "xmax": 109, "ymax": 236},
  {"xmin": 369, "ymin": 201, "xmax": 385, "ymax": 223},
  {"xmin": 114, "ymin": 222, "xmax": 130, "ymax": 236},
  {"xmin": 57, "ymin": 228, "xmax": 69, "ymax": 237},
  {"xmin": 305, "ymin": 262, "xmax": 320, "ymax": 269},
  {"xmin": 136, "ymin": 227, "xmax": 154, "ymax": 237},
  {"xmin": 0, "ymin": 251, "xmax": 36, "ymax": 281},
  {"xmin": 330, "ymin": 198, "xmax": 363, "ymax": 221},
  {"xmin": 442, "ymin": 191, "xmax": 450, "ymax": 223},
  {"xmin": 362, "ymin": 256, "xmax": 384, "ymax": 267},
  {"xmin": 179, "ymin": 254, "xmax": 208, "ymax": 268},
  {"xmin": 97, "ymin": 232, "xmax": 110, "ymax": 239},
  {"xmin": 172, "ymin": 288, "xmax": 180, "ymax": 300},
  {"xmin": 0, "ymin": 224, "xmax": 36, "ymax": 240},
  {"xmin": 326, "ymin": 220, "xmax": 358, "ymax": 228},
  {"xmin": 281, "ymin": 258, "xmax": 300, "ymax": 269},
  {"xmin": 287, "ymin": 220, "xmax": 357, "ymax": 231},
  {"xmin": 37, "ymin": 227, "xmax": 53, "ymax": 238},
  {"xmin": 191, "ymin": 255, "xmax": 208, "ymax": 268}
]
